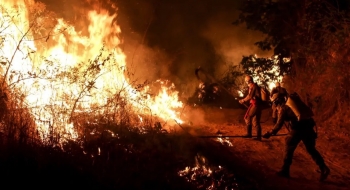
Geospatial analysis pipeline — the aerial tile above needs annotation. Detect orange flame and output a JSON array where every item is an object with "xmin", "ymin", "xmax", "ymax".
[{"xmin": 1, "ymin": 0, "xmax": 183, "ymax": 143}]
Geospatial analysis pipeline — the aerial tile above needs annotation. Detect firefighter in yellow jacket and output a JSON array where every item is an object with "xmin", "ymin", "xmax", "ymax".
[
  {"xmin": 270, "ymin": 82, "xmax": 288, "ymax": 124},
  {"xmin": 263, "ymin": 94, "xmax": 330, "ymax": 181}
]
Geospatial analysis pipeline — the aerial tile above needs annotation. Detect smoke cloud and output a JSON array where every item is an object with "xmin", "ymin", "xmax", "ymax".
[{"xmin": 38, "ymin": 0, "xmax": 272, "ymax": 98}]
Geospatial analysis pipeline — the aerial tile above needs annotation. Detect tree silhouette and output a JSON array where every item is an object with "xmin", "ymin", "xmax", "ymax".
[{"xmin": 235, "ymin": 0, "xmax": 350, "ymax": 123}]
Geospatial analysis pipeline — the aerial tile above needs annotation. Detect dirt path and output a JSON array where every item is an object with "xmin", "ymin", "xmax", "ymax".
[{"xmin": 179, "ymin": 106, "xmax": 350, "ymax": 190}]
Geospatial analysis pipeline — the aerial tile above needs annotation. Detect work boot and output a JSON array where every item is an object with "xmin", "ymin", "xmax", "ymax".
[
  {"xmin": 276, "ymin": 170, "xmax": 290, "ymax": 178},
  {"xmin": 319, "ymin": 166, "xmax": 330, "ymax": 182},
  {"xmin": 243, "ymin": 125, "xmax": 252, "ymax": 138},
  {"xmin": 253, "ymin": 127, "xmax": 262, "ymax": 141},
  {"xmin": 276, "ymin": 166, "xmax": 290, "ymax": 178}
]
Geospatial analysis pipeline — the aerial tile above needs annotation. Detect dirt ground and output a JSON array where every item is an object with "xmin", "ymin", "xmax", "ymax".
[{"xmin": 178, "ymin": 105, "xmax": 350, "ymax": 190}]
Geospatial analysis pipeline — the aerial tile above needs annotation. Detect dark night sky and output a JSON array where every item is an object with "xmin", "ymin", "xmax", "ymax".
[{"xmin": 40, "ymin": 0, "xmax": 271, "ymax": 97}]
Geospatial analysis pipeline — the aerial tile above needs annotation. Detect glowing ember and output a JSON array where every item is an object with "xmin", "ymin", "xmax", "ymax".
[
  {"xmin": 216, "ymin": 136, "xmax": 233, "ymax": 147},
  {"xmin": 0, "ymin": 0, "xmax": 183, "ymax": 143},
  {"xmin": 178, "ymin": 154, "xmax": 239, "ymax": 189}
]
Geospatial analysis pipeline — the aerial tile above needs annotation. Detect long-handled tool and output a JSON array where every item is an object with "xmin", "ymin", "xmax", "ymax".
[
  {"xmin": 174, "ymin": 120, "xmax": 288, "ymax": 139},
  {"xmin": 197, "ymin": 134, "xmax": 288, "ymax": 138}
]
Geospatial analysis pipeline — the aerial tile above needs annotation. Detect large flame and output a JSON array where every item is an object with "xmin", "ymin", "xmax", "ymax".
[{"xmin": 0, "ymin": 0, "xmax": 183, "ymax": 142}]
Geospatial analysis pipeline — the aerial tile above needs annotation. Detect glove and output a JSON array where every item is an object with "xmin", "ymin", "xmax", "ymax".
[
  {"xmin": 262, "ymin": 131, "xmax": 272, "ymax": 139},
  {"xmin": 263, "ymin": 130, "xmax": 275, "ymax": 139}
]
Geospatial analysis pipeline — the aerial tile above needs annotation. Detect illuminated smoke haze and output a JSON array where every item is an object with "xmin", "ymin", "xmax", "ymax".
[{"xmin": 38, "ymin": 0, "xmax": 272, "ymax": 99}]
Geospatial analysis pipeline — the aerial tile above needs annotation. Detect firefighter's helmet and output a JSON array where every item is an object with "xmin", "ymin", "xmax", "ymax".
[{"xmin": 244, "ymin": 75, "xmax": 253, "ymax": 84}]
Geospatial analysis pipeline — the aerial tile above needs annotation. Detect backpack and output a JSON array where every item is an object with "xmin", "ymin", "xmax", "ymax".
[
  {"xmin": 285, "ymin": 93, "xmax": 314, "ymax": 121},
  {"xmin": 257, "ymin": 85, "xmax": 270, "ymax": 102}
]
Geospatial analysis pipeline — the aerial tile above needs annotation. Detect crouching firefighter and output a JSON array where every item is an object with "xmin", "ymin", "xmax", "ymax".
[
  {"xmin": 263, "ymin": 93, "xmax": 330, "ymax": 181},
  {"xmin": 239, "ymin": 75, "xmax": 262, "ymax": 141},
  {"xmin": 270, "ymin": 82, "xmax": 288, "ymax": 124}
]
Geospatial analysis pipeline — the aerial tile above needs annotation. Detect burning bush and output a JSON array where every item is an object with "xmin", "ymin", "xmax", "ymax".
[
  {"xmin": 0, "ymin": 79, "xmax": 38, "ymax": 145},
  {"xmin": 0, "ymin": 1, "xmax": 186, "ymax": 147}
]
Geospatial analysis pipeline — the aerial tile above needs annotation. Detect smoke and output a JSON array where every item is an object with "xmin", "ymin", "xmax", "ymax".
[
  {"xmin": 37, "ymin": 0, "xmax": 271, "ymax": 98},
  {"xmin": 202, "ymin": 12, "xmax": 271, "ymax": 77}
]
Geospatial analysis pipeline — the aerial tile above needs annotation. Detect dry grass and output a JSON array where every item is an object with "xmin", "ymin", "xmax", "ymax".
[
  {"xmin": 0, "ymin": 83, "xmax": 252, "ymax": 189},
  {"xmin": 0, "ymin": 84, "xmax": 38, "ymax": 145},
  {"xmin": 0, "ymin": 114, "xmax": 256, "ymax": 189}
]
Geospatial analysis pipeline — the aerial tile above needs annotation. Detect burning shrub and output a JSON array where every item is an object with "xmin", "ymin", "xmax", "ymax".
[
  {"xmin": 0, "ymin": 80, "xmax": 38, "ymax": 145},
  {"xmin": 0, "ymin": 1, "xmax": 185, "ymax": 147}
]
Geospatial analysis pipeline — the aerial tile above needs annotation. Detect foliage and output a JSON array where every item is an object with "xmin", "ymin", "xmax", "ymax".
[
  {"xmin": 239, "ymin": 54, "xmax": 292, "ymax": 88},
  {"xmin": 234, "ymin": 0, "xmax": 350, "ymax": 56},
  {"xmin": 218, "ymin": 54, "xmax": 292, "ymax": 101},
  {"xmin": 235, "ymin": 0, "xmax": 350, "ymax": 126}
]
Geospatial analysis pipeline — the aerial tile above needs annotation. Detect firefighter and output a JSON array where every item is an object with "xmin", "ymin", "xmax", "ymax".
[
  {"xmin": 239, "ymin": 75, "xmax": 262, "ymax": 141},
  {"xmin": 270, "ymin": 82, "xmax": 288, "ymax": 124},
  {"xmin": 263, "ymin": 95, "xmax": 330, "ymax": 181}
]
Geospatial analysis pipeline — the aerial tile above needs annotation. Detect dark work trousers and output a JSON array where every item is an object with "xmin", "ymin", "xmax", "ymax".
[
  {"xmin": 272, "ymin": 104, "xmax": 278, "ymax": 124},
  {"xmin": 244, "ymin": 103, "xmax": 262, "ymax": 137},
  {"xmin": 282, "ymin": 128, "xmax": 326, "ymax": 171}
]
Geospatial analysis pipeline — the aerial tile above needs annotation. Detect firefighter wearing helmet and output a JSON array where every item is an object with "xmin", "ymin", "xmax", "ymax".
[
  {"xmin": 263, "ymin": 93, "xmax": 330, "ymax": 181},
  {"xmin": 270, "ymin": 82, "xmax": 288, "ymax": 124},
  {"xmin": 239, "ymin": 75, "xmax": 262, "ymax": 141}
]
